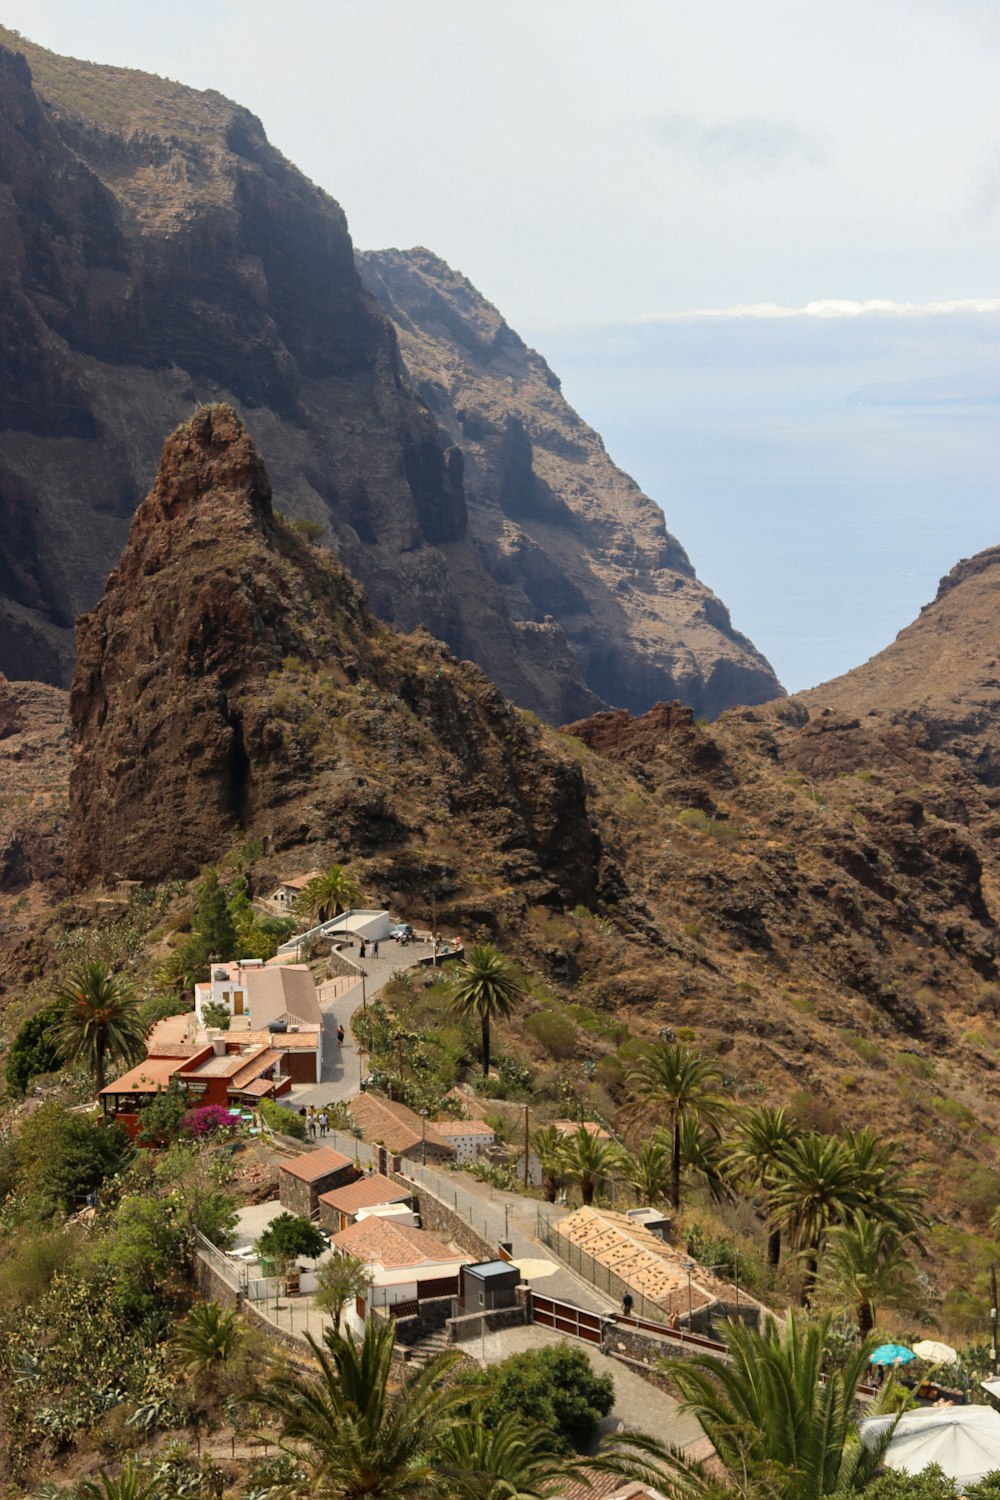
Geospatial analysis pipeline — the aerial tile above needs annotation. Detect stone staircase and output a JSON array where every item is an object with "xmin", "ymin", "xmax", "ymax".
[{"xmin": 403, "ymin": 1325, "xmax": 457, "ymax": 1368}]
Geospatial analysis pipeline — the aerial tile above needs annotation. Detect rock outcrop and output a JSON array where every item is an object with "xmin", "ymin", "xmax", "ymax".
[
  {"xmin": 69, "ymin": 406, "xmax": 603, "ymax": 905},
  {"xmin": 0, "ymin": 27, "xmax": 779, "ymax": 723},
  {"xmin": 359, "ymin": 248, "xmax": 782, "ymax": 719}
]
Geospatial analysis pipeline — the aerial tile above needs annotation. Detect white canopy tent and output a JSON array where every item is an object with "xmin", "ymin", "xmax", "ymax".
[{"xmin": 860, "ymin": 1407, "xmax": 1000, "ymax": 1488}]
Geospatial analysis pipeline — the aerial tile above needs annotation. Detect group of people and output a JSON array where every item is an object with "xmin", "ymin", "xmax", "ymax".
[
  {"xmin": 358, "ymin": 938, "xmax": 380, "ymax": 959},
  {"xmin": 300, "ymin": 1104, "xmax": 330, "ymax": 1139}
]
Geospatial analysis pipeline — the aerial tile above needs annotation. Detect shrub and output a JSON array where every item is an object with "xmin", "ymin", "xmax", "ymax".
[
  {"xmin": 183, "ymin": 1105, "xmax": 235, "ymax": 1138},
  {"xmin": 257, "ymin": 1213, "xmax": 325, "ymax": 1264},
  {"xmin": 201, "ymin": 1001, "xmax": 231, "ymax": 1031},
  {"xmin": 454, "ymin": 1343, "xmax": 614, "ymax": 1452},
  {"xmin": 4, "ymin": 1006, "xmax": 64, "ymax": 1096},
  {"xmin": 524, "ymin": 1009, "xmax": 578, "ymax": 1059},
  {"xmin": 894, "ymin": 1051, "xmax": 935, "ymax": 1079},
  {"xmin": 260, "ymin": 1098, "xmax": 307, "ymax": 1139},
  {"xmin": 677, "ymin": 808, "xmax": 741, "ymax": 843}
]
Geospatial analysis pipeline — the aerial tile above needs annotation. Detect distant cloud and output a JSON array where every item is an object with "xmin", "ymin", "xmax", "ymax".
[
  {"xmin": 647, "ymin": 112, "xmax": 826, "ymax": 170},
  {"xmin": 634, "ymin": 298, "xmax": 1000, "ymax": 323}
]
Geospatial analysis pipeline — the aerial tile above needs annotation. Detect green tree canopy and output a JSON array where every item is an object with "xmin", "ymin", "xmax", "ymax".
[
  {"xmin": 258, "ymin": 1212, "xmax": 326, "ymax": 1266},
  {"xmin": 455, "ymin": 1343, "xmax": 615, "ymax": 1453},
  {"xmin": 4, "ymin": 1003, "xmax": 65, "ymax": 1096}
]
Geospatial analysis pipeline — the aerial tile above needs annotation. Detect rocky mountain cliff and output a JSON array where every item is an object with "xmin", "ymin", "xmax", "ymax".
[
  {"xmin": 797, "ymin": 546, "xmax": 1000, "ymax": 784},
  {"xmin": 358, "ymin": 249, "xmax": 780, "ymax": 717},
  {"xmin": 70, "ymin": 405, "xmax": 603, "ymax": 908},
  {"xmin": 0, "ymin": 26, "xmax": 780, "ymax": 722}
]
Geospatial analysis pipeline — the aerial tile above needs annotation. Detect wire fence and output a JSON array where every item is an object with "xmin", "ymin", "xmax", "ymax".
[{"xmin": 535, "ymin": 1212, "xmax": 674, "ymax": 1326}]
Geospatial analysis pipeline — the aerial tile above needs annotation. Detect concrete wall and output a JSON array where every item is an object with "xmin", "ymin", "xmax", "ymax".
[
  {"xmin": 397, "ymin": 1176, "xmax": 495, "ymax": 1262},
  {"xmin": 447, "ymin": 1304, "xmax": 527, "ymax": 1344}
]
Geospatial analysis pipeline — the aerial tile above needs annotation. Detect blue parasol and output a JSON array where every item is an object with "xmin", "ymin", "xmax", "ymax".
[{"xmin": 870, "ymin": 1343, "xmax": 917, "ymax": 1366}]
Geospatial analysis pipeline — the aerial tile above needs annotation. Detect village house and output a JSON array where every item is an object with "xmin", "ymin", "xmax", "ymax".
[
  {"xmin": 193, "ymin": 959, "xmax": 323, "ymax": 1082},
  {"xmin": 347, "ymin": 1092, "xmax": 457, "ymax": 1166},
  {"xmin": 429, "ymin": 1117, "xmax": 496, "ymax": 1165},
  {"xmin": 277, "ymin": 1147, "xmax": 359, "ymax": 1218},
  {"xmin": 318, "ymin": 1172, "xmax": 413, "ymax": 1233},
  {"xmin": 330, "ymin": 1215, "xmax": 470, "ymax": 1316},
  {"xmin": 100, "ymin": 1035, "xmax": 290, "ymax": 1141},
  {"xmin": 266, "ymin": 870, "xmax": 322, "ymax": 912}
]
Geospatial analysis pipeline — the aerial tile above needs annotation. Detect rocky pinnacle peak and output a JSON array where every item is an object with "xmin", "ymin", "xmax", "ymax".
[{"xmin": 145, "ymin": 404, "xmax": 273, "ymax": 531}]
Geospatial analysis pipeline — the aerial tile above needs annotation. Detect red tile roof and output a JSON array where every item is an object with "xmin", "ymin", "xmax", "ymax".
[
  {"xmin": 348, "ymin": 1093, "xmax": 455, "ymax": 1155},
  {"xmin": 280, "ymin": 1148, "xmax": 354, "ymax": 1183},
  {"xmin": 331, "ymin": 1216, "xmax": 466, "ymax": 1269},
  {"xmin": 319, "ymin": 1173, "xmax": 411, "ymax": 1215}
]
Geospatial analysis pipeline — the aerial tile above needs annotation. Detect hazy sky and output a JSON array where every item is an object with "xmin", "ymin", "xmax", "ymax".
[{"xmin": 5, "ymin": 1, "xmax": 1000, "ymax": 689}]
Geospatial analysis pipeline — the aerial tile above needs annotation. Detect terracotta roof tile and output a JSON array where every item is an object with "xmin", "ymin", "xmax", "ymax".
[
  {"xmin": 348, "ymin": 1093, "xmax": 455, "ymax": 1156},
  {"xmin": 280, "ymin": 1148, "xmax": 355, "ymax": 1183},
  {"xmin": 319, "ymin": 1173, "xmax": 411, "ymax": 1215},
  {"xmin": 331, "ymin": 1216, "xmax": 466, "ymax": 1269}
]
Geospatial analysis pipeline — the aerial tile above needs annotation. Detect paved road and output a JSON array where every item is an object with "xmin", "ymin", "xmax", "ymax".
[
  {"xmin": 476, "ymin": 1323, "xmax": 707, "ymax": 1454},
  {"xmin": 280, "ymin": 939, "xmax": 442, "ymax": 1112}
]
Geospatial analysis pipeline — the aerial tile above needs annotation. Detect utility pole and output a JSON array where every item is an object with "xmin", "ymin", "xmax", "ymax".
[
  {"xmin": 991, "ymin": 1264, "xmax": 998, "ymax": 1376},
  {"xmin": 523, "ymin": 1104, "xmax": 530, "ymax": 1188}
]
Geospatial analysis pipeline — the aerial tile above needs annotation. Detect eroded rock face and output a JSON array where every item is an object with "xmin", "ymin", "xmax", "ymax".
[
  {"xmin": 69, "ymin": 407, "xmax": 602, "ymax": 901},
  {"xmin": 359, "ymin": 248, "xmax": 784, "ymax": 719},
  {"xmin": 0, "ymin": 28, "xmax": 778, "ymax": 725}
]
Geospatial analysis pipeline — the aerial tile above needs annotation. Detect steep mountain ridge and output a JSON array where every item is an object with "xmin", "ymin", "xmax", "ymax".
[
  {"xmin": 798, "ymin": 547, "xmax": 1000, "ymax": 784},
  {"xmin": 358, "ymin": 248, "xmax": 781, "ymax": 718},
  {"xmin": 70, "ymin": 405, "xmax": 604, "ymax": 915},
  {"xmin": 0, "ymin": 26, "xmax": 780, "ymax": 722}
]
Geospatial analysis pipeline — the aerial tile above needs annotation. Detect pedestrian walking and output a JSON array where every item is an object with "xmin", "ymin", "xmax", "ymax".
[
  {"xmin": 318, "ymin": 1111, "xmax": 328, "ymax": 1137},
  {"xmin": 337, "ymin": 1023, "xmax": 345, "ymax": 1046},
  {"xmin": 308, "ymin": 1116, "xmax": 317, "ymax": 1139},
  {"xmin": 622, "ymin": 1291, "xmax": 634, "ymax": 1317},
  {"xmin": 372, "ymin": 939, "xmax": 379, "ymax": 958},
  {"xmin": 360, "ymin": 939, "xmax": 367, "ymax": 959}
]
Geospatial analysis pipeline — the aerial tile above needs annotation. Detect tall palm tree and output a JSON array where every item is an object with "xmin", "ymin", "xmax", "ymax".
[
  {"xmin": 724, "ymin": 1104, "xmax": 800, "ymax": 1266},
  {"xmin": 662, "ymin": 1312, "xmax": 893, "ymax": 1500},
  {"xmin": 769, "ymin": 1133, "xmax": 861, "ymax": 1304},
  {"xmin": 48, "ymin": 961, "xmax": 146, "ymax": 1096},
  {"xmin": 841, "ymin": 1127, "xmax": 926, "ymax": 1240},
  {"xmin": 530, "ymin": 1125, "xmax": 567, "ymax": 1204},
  {"xmin": 628, "ymin": 1041, "xmax": 726, "ymax": 1210},
  {"xmin": 294, "ymin": 864, "xmax": 364, "ymax": 926},
  {"xmin": 449, "ymin": 944, "xmax": 525, "ymax": 1077},
  {"xmin": 620, "ymin": 1132, "xmax": 674, "ymax": 1208},
  {"xmin": 260, "ymin": 1316, "xmax": 467, "ymax": 1499},
  {"xmin": 816, "ymin": 1213, "xmax": 926, "ymax": 1336},
  {"xmin": 558, "ymin": 1125, "xmax": 622, "ymax": 1206}
]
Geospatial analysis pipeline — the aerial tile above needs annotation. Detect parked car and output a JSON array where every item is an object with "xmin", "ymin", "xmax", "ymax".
[{"xmin": 391, "ymin": 922, "xmax": 414, "ymax": 942}]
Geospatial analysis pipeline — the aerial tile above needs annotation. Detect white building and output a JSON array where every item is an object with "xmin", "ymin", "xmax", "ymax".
[
  {"xmin": 431, "ymin": 1118, "xmax": 497, "ymax": 1165},
  {"xmin": 194, "ymin": 959, "xmax": 323, "ymax": 1082}
]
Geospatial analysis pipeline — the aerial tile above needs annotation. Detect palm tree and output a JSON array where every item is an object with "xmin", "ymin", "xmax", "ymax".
[
  {"xmin": 530, "ymin": 1125, "xmax": 567, "ymax": 1204},
  {"xmin": 724, "ymin": 1104, "xmax": 800, "ymax": 1266},
  {"xmin": 620, "ymin": 1132, "xmax": 674, "ymax": 1208},
  {"xmin": 769, "ymin": 1133, "xmax": 862, "ymax": 1304},
  {"xmin": 628, "ymin": 1041, "xmax": 726, "ymax": 1210},
  {"xmin": 260, "ymin": 1315, "xmax": 468, "ymax": 1499},
  {"xmin": 48, "ymin": 961, "xmax": 146, "ymax": 1096},
  {"xmin": 662, "ymin": 1312, "xmax": 893, "ymax": 1500},
  {"xmin": 294, "ymin": 864, "xmax": 364, "ymax": 926},
  {"xmin": 841, "ymin": 1127, "xmax": 926, "ymax": 1240},
  {"xmin": 816, "ymin": 1213, "xmax": 926, "ymax": 1336},
  {"xmin": 437, "ymin": 1415, "xmax": 579, "ymax": 1499},
  {"xmin": 558, "ymin": 1125, "xmax": 622, "ymax": 1206},
  {"xmin": 449, "ymin": 944, "xmax": 525, "ymax": 1077},
  {"xmin": 678, "ymin": 1115, "xmax": 731, "ymax": 1204},
  {"xmin": 170, "ymin": 1300, "xmax": 243, "ymax": 1385}
]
